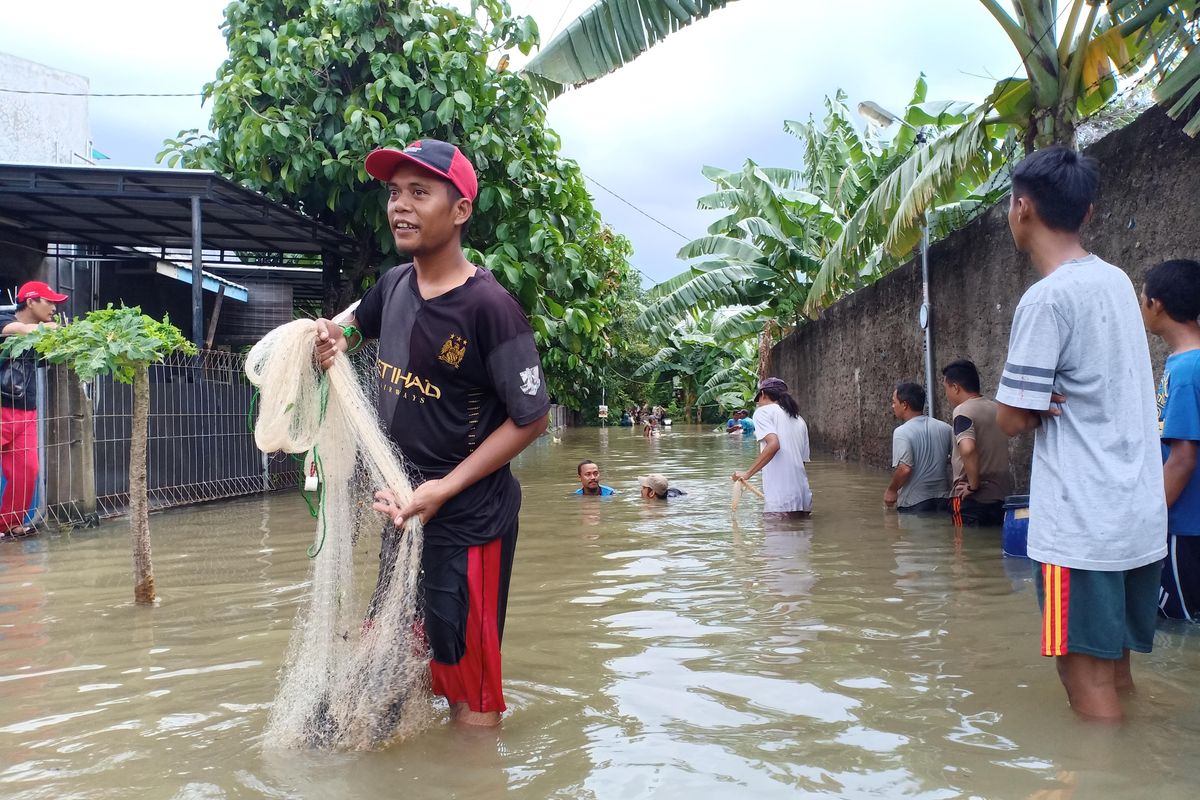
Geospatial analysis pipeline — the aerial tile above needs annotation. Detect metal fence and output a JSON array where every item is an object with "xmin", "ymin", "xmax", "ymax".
[
  {"xmin": 24, "ymin": 350, "xmax": 300, "ymax": 530},
  {"xmin": 5, "ymin": 344, "xmax": 564, "ymax": 533}
]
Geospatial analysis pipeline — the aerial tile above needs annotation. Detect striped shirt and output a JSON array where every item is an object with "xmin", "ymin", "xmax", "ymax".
[{"xmin": 996, "ymin": 255, "xmax": 1166, "ymax": 571}]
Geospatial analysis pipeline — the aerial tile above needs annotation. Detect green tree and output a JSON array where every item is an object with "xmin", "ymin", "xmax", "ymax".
[
  {"xmin": 1, "ymin": 307, "xmax": 196, "ymax": 604},
  {"xmin": 159, "ymin": 0, "xmax": 635, "ymax": 409}
]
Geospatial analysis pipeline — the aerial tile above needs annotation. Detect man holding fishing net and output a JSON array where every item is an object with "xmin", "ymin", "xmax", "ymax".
[{"xmin": 313, "ymin": 139, "xmax": 549, "ymax": 727}]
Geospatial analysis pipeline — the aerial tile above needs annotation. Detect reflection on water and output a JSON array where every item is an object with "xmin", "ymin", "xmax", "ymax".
[{"xmin": 1, "ymin": 425, "xmax": 1199, "ymax": 799}]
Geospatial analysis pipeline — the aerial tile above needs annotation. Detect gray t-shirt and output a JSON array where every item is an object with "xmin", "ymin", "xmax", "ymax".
[
  {"xmin": 996, "ymin": 254, "xmax": 1166, "ymax": 571},
  {"xmin": 892, "ymin": 415, "xmax": 952, "ymax": 507}
]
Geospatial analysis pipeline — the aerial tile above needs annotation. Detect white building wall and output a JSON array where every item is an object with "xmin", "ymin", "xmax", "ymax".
[{"xmin": 0, "ymin": 52, "xmax": 91, "ymax": 164}]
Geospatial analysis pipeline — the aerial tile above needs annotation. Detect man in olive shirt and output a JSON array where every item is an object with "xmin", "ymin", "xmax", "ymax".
[{"xmin": 942, "ymin": 359, "xmax": 1012, "ymax": 526}]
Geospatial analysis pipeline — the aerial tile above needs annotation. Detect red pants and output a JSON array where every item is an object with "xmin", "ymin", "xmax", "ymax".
[
  {"xmin": 428, "ymin": 534, "xmax": 512, "ymax": 713},
  {"xmin": 0, "ymin": 406, "xmax": 38, "ymax": 531}
]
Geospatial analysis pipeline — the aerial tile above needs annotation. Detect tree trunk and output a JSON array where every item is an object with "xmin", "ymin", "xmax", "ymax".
[
  {"xmin": 758, "ymin": 321, "xmax": 775, "ymax": 380},
  {"xmin": 1027, "ymin": 101, "xmax": 1078, "ymax": 151},
  {"xmin": 129, "ymin": 364, "xmax": 155, "ymax": 604},
  {"xmin": 321, "ymin": 250, "xmax": 344, "ymax": 319}
]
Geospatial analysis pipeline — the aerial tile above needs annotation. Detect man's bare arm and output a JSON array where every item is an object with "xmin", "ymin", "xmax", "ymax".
[
  {"xmin": 1164, "ymin": 439, "xmax": 1198, "ymax": 508},
  {"xmin": 377, "ymin": 413, "xmax": 550, "ymax": 527}
]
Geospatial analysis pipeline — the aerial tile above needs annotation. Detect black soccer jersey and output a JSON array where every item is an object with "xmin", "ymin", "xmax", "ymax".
[{"xmin": 355, "ymin": 264, "xmax": 550, "ymax": 546}]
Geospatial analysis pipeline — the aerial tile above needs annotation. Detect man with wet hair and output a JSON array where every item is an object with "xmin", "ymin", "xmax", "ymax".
[
  {"xmin": 941, "ymin": 359, "xmax": 1012, "ymax": 527},
  {"xmin": 1140, "ymin": 258, "xmax": 1200, "ymax": 621},
  {"xmin": 575, "ymin": 459, "xmax": 615, "ymax": 496},
  {"xmin": 996, "ymin": 146, "xmax": 1165, "ymax": 721},
  {"xmin": 313, "ymin": 139, "xmax": 550, "ymax": 727},
  {"xmin": 885, "ymin": 381, "xmax": 952, "ymax": 513}
]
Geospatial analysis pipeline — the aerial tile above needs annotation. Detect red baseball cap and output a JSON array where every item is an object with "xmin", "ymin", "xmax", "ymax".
[
  {"xmin": 17, "ymin": 281, "xmax": 68, "ymax": 303},
  {"xmin": 364, "ymin": 139, "xmax": 478, "ymax": 201}
]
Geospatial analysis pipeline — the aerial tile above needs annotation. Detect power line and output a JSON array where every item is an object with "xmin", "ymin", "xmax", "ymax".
[
  {"xmin": 582, "ymin": 172, "xmax": 691, "ymax": 241},
  {"xmin": 0, "ymin": 86, "xmax": 202, "ymax": 98},
  {"xmin": 546, "ymin": 0, "xmax": 578, "ymax": 42}
]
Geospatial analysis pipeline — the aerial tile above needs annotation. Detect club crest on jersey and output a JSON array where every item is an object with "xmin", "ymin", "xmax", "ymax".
[
  {"xmin": 519, "ymin": 365, "xmax": 541, "ymax": 396},
  {"xmin": 437, "ymin": 334, "xmax": 468, "ymax": 369}
]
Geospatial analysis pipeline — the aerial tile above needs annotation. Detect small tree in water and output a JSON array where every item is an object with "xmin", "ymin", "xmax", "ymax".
[{"xmin": 0, "ymin": 306, "xmax": 196, "ymax": 604}]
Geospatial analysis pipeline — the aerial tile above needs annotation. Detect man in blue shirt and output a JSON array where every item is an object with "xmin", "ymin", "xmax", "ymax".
[
  {"xmin": 1141, "ymin": 258, "xmax": 1200, "ymax": 621},
  {"xmin": 575, "ymin": 460, "xmax": 616, "ymax": 496},
  {"xmin": 735, "ymin": 409, "xmax": 755, "ymax": 436}
]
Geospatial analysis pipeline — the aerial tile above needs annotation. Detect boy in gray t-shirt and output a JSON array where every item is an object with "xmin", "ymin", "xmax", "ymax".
[
  {"xmin": 885, "ymin": 382, "xmax": 952, "ymax": 512},
  {"xmin": 996, "ymin": 146, "xmax": 1166, "ymax": 723}
]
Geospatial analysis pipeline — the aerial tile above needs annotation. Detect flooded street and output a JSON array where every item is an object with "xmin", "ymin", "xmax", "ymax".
[{"xmin": 3, "ymin": 424, "xmax": 1200, "ymax": 799}]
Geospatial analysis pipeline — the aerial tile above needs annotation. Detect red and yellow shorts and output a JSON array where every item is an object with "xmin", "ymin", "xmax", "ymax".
[{"xmin": 1034, "ymin": 560, "xmax": 1160, "ymax": 659}]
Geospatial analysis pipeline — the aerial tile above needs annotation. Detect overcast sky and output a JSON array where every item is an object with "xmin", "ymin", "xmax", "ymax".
[{"xmin": 1, "ymin": 0, "xmax": 1020, "ymax": 285}]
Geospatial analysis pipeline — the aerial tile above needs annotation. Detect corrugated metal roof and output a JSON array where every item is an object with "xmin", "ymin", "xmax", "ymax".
[{"xmin": 0, "ymin": 162, "xmax": 354, "ymax": 256}]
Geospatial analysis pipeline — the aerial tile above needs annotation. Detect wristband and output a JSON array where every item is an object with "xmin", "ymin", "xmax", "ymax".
[{"xmin": 341, "ymin": 325, "xmax": 364, "ymax": 354}]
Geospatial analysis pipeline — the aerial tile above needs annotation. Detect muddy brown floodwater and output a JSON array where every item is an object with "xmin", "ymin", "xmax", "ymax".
[{"xmin": 2, "ymin": 424, "xmax": 1199, "ymax": 799}]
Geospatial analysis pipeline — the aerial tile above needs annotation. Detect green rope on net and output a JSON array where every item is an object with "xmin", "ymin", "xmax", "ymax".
[{"xmin": 303, "ymin": 444, "xmax": 328, "ymax": 559}]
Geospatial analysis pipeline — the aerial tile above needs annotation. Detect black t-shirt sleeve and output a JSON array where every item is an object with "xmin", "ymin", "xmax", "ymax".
[
  {"xmin": 354, "ymin": 266, "xmax": 409, "ymax": 340},
  {"xmin": 486, "ymin": 333, "xmax": 549, "ymax": 425},
  {"xmin": 354, "ymin": 283, "xmax": 384, "ymax": 340},
  {"xmin": 477, "ymin": 288, "xmax": 549, "ymax": 426},
  {"xmin": 0, "ymin": 312, "xmax": 17, "ymax": 334}
]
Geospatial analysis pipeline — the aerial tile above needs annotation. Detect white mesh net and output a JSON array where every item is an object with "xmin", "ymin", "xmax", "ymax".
[{"xmin": 245, "ymin": 319, "xmax": 433, "ymax": 750}]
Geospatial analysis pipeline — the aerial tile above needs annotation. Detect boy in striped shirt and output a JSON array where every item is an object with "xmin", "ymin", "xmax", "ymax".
[{"xmin": 996, "ymin": 146, "xmax": 1166, "ymax": 722}]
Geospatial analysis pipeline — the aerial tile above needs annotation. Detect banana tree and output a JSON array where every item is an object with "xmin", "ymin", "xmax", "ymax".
[
  {"xmin": 635, "ymin": 310, "xmax": 755, "ymax": 421},
  {"xmin": 639, "ymin": 79, "xmax": 989, "ymax": 338},
  {"xmin": 982, "ymin": 0, "xmax": 1199, "ymax": 149},
  {"xmin": 523, "ymin": 0, "xmax": 742, "ymax": 98},
  {"xmin": 804, "ymin": 0, "xmax": 1200, "ymax": 315}
]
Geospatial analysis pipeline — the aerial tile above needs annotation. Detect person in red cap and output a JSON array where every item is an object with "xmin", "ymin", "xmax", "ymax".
[
  {"xmin": 0, "ymin": 281, "xmax": 67, "ymax": 536},
  {"xmin": 312, "ymin": 139, "xmax": 549, "ymax": 727}
]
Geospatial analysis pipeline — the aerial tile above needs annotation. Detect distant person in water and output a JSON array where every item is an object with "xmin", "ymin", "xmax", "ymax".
[
  {"xmin": 731, "ymin": 378, "xmax": 812, "ymax": 514},
  {"xmin": 734, "ymin": 409, "xmax": 755, "ymax": 436},
  {"xmin": 638, "ymin": 473, "xmax": 686, "ymax": 500},
  {"xmin": 885, "ymin": 382, "xmax": 952, "ymax": 513},
  {"xmin": 941, "ymin": 360, "xmax": 1012, "ymax": 526},
  {"xmin": 575, "ymin": 460, "xmax": 616, "ymax": 496}
]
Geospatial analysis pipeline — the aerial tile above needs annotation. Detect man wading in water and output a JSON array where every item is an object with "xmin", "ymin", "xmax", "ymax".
[
  {"xmin": 314, "ymin": 139, "xmax": 549, "ymax": 726},
  {"xmin": 996, "ymin": 146, "xmax": 1165, "ymax": 722}
]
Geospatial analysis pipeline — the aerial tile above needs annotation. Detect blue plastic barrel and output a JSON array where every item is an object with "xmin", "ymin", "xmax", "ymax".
[{"xmin": 1002, "ymin": 495, "xmax": 1030, "ymax": 558}]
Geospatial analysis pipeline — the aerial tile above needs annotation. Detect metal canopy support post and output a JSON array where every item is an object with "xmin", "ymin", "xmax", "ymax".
[
  {"xmin": 920, "ymin": 212, "xmax": 935, "ymax": 418},
  {"xmin": 191, "ymin": 195, "xmax": 204, "ymax": 347}
]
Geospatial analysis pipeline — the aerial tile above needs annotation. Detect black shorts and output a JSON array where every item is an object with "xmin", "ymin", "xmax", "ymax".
[
  {"xmin": 898, "ymin": 497, "xmax": 948, "ymax": 514},
  {"xmin": 367, "ymin": 518, "xmax": 519, "ymax": 712},
  {"xmin": 1159, "ymin": 534, "xmax": 1200, "ymax": 622},
  {"xmin": 949, "ymin": 496, "xmax": 1005, "ymax": 527}
]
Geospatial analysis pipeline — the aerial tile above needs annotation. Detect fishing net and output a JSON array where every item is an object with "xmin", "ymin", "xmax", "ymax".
[{"xmin": 245, "ymin": 319, "xmax": 433, "ymax": 750}]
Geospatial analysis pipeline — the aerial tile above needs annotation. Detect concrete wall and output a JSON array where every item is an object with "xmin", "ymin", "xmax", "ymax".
[
  {"xmin": 0, "ymin": 52, "xmax": 91, "ymax": 165},
  {"xmin": 771, "ymin": 108, "xmax": 1200, "ymax": 487}
]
